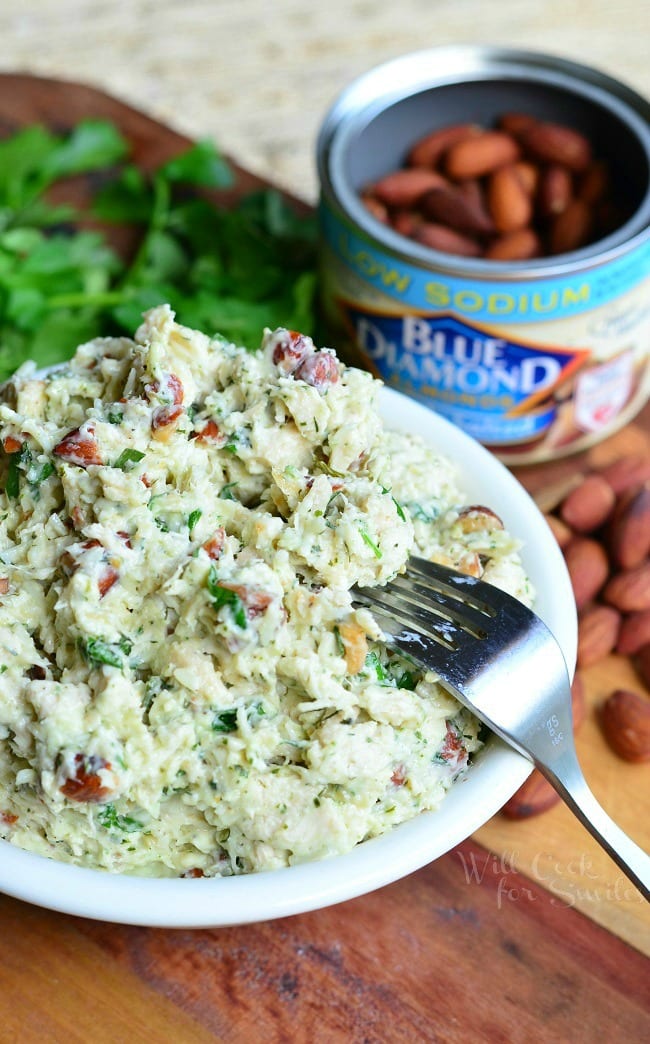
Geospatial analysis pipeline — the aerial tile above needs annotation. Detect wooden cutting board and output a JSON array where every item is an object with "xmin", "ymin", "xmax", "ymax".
[{"xmin": 0, "ymin": 76, "xmax": 648, "ymax": 1036}]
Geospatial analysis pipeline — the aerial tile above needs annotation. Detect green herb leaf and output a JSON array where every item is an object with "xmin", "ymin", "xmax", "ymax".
[
  {"xmin": 113, "ymin": 448, "xmax": 145, "ymax": 471},
  {"xmin": 207, "ymin": 565, "xmax": 247, "ymax": 629},
  {"xmin": 80, "ymin": 636, "xmax": 124, "ymax": 669},
  {"xmin": 212, "ymin": 708, "xmax": 239, "ymax": 733},
  {"xmin": 188, "ymin": 508, "xmax": 202, "ymax": 533},
  {"xmin": 160, "ymin": 141, "xmax": 234, "ymax": 189},
  {"xmin": 98, "ymin": 803, "xmax": 144, "ymax": 833}
]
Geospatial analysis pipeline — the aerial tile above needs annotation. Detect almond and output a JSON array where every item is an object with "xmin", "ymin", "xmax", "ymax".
[
  {"xmin": 579, "ymin": 160, "xmax": 610, "ymax": 205},
  {"xmin": 501, "ymin": 769, "xmax": 561, "ymax": 819},
  {"xmin": 635, "ymin": 644, "xmax": 650, "ymax": 689},
  {"xmin": 372, "ymin": 168, "xmax": 448, "ymax": 208},
  {"xmin": 544, "ymin": 512, "xmax": 573, "ymax": 549},
  {"xmin": 617, "ymin": 610, "xmax": 650, "ymax": 656},
  {"xmin": 598, "ymin": 454, "xmax": 650, "ymax": 495},
  {"xmin": 497, "ymin": 112, "xmax": 538, "ymax": 137},
  {"xmin": 445, "ymin": 131, "xmax": 520, "ymax": 180},
  {"xmin": 420, "ymin": 184, "xmax": 494, "ymax": 236},
  {"xmin": 484, "ymin": 228, "xmax": 540, "ymax": 261},
  {"xmin": 487, "ymin": 164, "xmax": 533, "ymax": 233},
  {"xmin": 407, "ymin": 123, "xmax": 480, "ymax": 169},
  {"xmin": 512, "ymin": 161, "xmax": 539, "ymax": 196},
  {"xmin": 413, "ymin": 222, "xmax": 482, "ymax": 257},
  {"xmin": 600, "ymin": 689, "xmax": 650, "ymax": 763},
  {"xmin": 607, "ymin": 482, "xmax": 650, "ymax": 569},
  {"xmin": 577, "ymin": 604, "xmax": 621, "ymax": 668},
  {"xmin": 603, "ymin": 562, "xmax": 650, "ymax": 612},
  {"xmin": 549, "ymin": 198, "xmax": 593, "ymax": 255},
  {"xmin": 391, "ymin": 209, "xmax": 423, "ymax": 238},
  {"xmin": 521, "ymin": 121, "xmax": 592, "ymax": 172},
  {"xmin": 564, "ymin": 537, "xmax": 610, "ymax": 610},
  {"xmin": 361, "ymin": 193, "xmax": 389, "ymax": 223},
  {"xmin": 571, "ymin": 672, "xmax": 586, "ymax": 732},
  {"xmin": 559, "ymin": 473, "xmax": 616, "ymax": 533},
  {"xmin": 537, "ymin": 164, "xmax": 573, "ymax": 218}
]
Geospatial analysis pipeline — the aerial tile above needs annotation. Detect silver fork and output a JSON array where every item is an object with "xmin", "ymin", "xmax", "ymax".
[{"xmin": 353, "ymin": 556, "xmax": 650, "ymax": 901}]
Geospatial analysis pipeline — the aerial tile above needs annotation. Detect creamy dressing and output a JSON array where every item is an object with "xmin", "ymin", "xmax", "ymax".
[{"xmin": 0, "ymin": 306, "xmax": 532, "ymax": 877}]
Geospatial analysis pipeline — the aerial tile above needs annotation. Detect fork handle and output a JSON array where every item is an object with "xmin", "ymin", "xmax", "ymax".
[{"xmin": 540, "ymin": 751, "xmax": 650, "ymax": 902}]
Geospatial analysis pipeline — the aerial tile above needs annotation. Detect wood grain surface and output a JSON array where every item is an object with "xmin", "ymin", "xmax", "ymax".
[
  {"xmin": 0, "ymin": 74, "xmax": 648, "ymax": 1041},
  {"xmin": 1, "ymin": 838, "xmax": 648, "ymax": 1044}
]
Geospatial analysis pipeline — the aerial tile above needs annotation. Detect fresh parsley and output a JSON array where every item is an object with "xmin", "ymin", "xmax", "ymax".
[
  {"xmin": 207, "ymin": 564, "xmax": 247, "ymax": 629},
  {"xmin": 113, "ymin": 448, "xmax": 145, "ymax": 471},
  {"xmin": 0, "ymin": 120, "xmax": 317, "ymax": 382}
]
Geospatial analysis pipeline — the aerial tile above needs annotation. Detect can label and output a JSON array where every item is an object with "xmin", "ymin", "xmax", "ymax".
[{"xmin": 320, "ymin": 203, "xmax": 650, "ymax": 462}]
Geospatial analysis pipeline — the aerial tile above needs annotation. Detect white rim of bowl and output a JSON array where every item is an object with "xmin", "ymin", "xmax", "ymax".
[{"xmin": 0, "ymin": 385, "xmax": 577, "ymax": 926}]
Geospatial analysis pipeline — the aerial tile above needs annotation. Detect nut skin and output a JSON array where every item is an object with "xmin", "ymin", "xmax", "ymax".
[
  {"xmin": 407, "ymin": 123, "xmax": 480, "ymax": 169},
  {"xmin": 520, "ymin": 121, "xmax": 592, "ymax": 173},
  {"xmin": 549, "ymin": 198, "xmax": 593, "ymax": 255},
  {"xmin": 420, "ymin": 184, "xmax": 494, "ymax": 236},
  {"xmin": 564, "ymin": 537, "xmax": 610, "ymax": 611},
  {"xmin": 487, "ymin": 164, "xmax": 533, "ymax": 233},
  {"xmin": 577, "ymin": 604, "xmax": 621, "ymax": 668},
  {"xmin": 413, "ymin": 222, "xmax": 482, "ymax": 257},
  {"xmin": 501, "ymin": 770, "xmax": 561, "ymax": 819},
  {"xmin": 560, "ymin": 474, "xmax": 616, "ymax": 533},
  {"xmin": 607, "ymin": 482, "xmax": 650, "ymax": 569},
  {"xmin": 600, "ymin": 689, "xmax": 650, "ymax": 763},
  {"xmin": 445, "ymin": 131, "xmax": 520, "ymax": 180},
  {"xmin": 544, "ymin": 512, "xmax": 573, "ymax": 549},
  {"xmin": 635, "ymin": 644, "xmax": 650, "ymax": 689},
  {"xmin": 602, "ymin": 562, "xmax": 650, "ymax": 613},
  {"xmin": 372, "ymin": 168, "xmax": 448, "ymax": 208},
  {"xmin": 616, "ymin": 610, "xmax": 650, "ymax": 656},
  {"xmin": 597, "ymin": 455, "xmax": 650, "ymax": 496},
  {"xmin": 484, "ymin": 228, "xmax": 540, "ymax": 261},
  {"xmin": 537, "ymin": 164, "xmax": 573, "ymax": 218}
]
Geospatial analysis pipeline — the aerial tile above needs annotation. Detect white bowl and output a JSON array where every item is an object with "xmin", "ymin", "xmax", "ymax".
[{"xmin": 0, "ymin": 386, "xmax": 577, "ymax": 926}]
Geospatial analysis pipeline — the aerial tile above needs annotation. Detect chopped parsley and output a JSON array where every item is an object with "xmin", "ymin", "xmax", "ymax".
[
  {"xmin": 113, "ymin": 448, "xmax": 145, "ymax": 470},
  {"xmin": 79, "ymin": 634, "xmax": 132, "ymax": 669},
  {"xmin": 207, "ymin": 564, "xmax": 247, "ymax": 628},
  {"xmin": 98, "ymin": 804, "xmax": 144, "ymax": 833},
  {"xmin": 187, "ymin": 508, "xmax": 202, "ymax": 533}
]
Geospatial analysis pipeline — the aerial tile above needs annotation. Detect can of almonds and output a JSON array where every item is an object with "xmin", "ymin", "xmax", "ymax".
[{"xmin": 317, "ymin": 46, "xmax": 650, "ymax": 463}]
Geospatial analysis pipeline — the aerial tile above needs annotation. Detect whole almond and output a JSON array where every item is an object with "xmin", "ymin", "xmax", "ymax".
[
  {"xmin": 414, "ymin": 222, "xmax": 482, "ymax": 257},
  {"xmin": 635, "ymin": 644, "xmax": 650, "ymax": 689},
  {"xmin": 521, "ymin": 122, "xmax": 592, "ymax": 172},
  {"xmin": 361, "ymin": 193, "xmax": 389, "ymax": 223},
  {"xmin": 560, "ymin": 473, "xmax": 616, "ymax": 533},
  {"xmin": 544, "ymin": 512, "xmax": 573, "ymax": 549},
  {"xmin": 549, "ymin": 198, "xmax": 593, "ymax": 255},
  {"xmin": 607, "ymin": 482, "xmax": 650, "ymax": 569},
  {"xmin": 498, "ymin": 112, "xmax": 538, "ymax": 137},
  {"xmin": 579, "ymin": 160, "xmax": 610, "ymax": 205},
  {"xmin": 391, "ymin": 209, "xmax": 423, "ymax": 238},
  {"xmin": 600, "ymin": 689, "xmax": 650, "ymax": 763},
  {"xmin": 564, "ymin": 537, "xmax": 610, "ymax": 610},
  {"xmin": 407, "ymin": 123, "xmax": 480, "ymax": 169},
  {"xmin": 487, "ymin": 164, "xmax": 533, "ymax": 233},
  {"xmin": 485, "ymin": 228, "xmax": 540, "ymax": 261},
  {"xmin": 372, "ymin": 168, "xmax": 448, "ymax": 208},
  {"xmin": 537, "ymin": 164, "xmax": 573, "ymax": 218},
  {"xmin": 445, "ymin": 131, "xmax": 520, "ymax": 180},
  {"xmin": 603, "ymin": 562, "xmax": 650, "ymax": 612},
  {"xmin": 577, "ymin": 604, "xmax": 621, "ymax": 668},
  {"xmin": 501, "ymin": 769, "xmax": 561, "ymax": 819},
  {"xmin": 571, "ymin": 672, "xmax": 586, "ymax": 732},
  {"xmin": 512, "ymin": 160, "xmax": 539, "ymax": 195},
  {"xmin": 598, "ymin": 454, "xmax": 650, "ymax": 495},
  {"xmin": 420, "ymin": 185, "xmax": 494, "ymax": 236},
  {"xmin": 617, "ymin": 610, "xmax": 650, "ymax": 656}
]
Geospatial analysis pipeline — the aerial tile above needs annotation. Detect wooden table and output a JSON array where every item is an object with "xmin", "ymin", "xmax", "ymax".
[{"xmin": 0, "ymin": 76, "xmax": 648, "ymax": 1042}]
